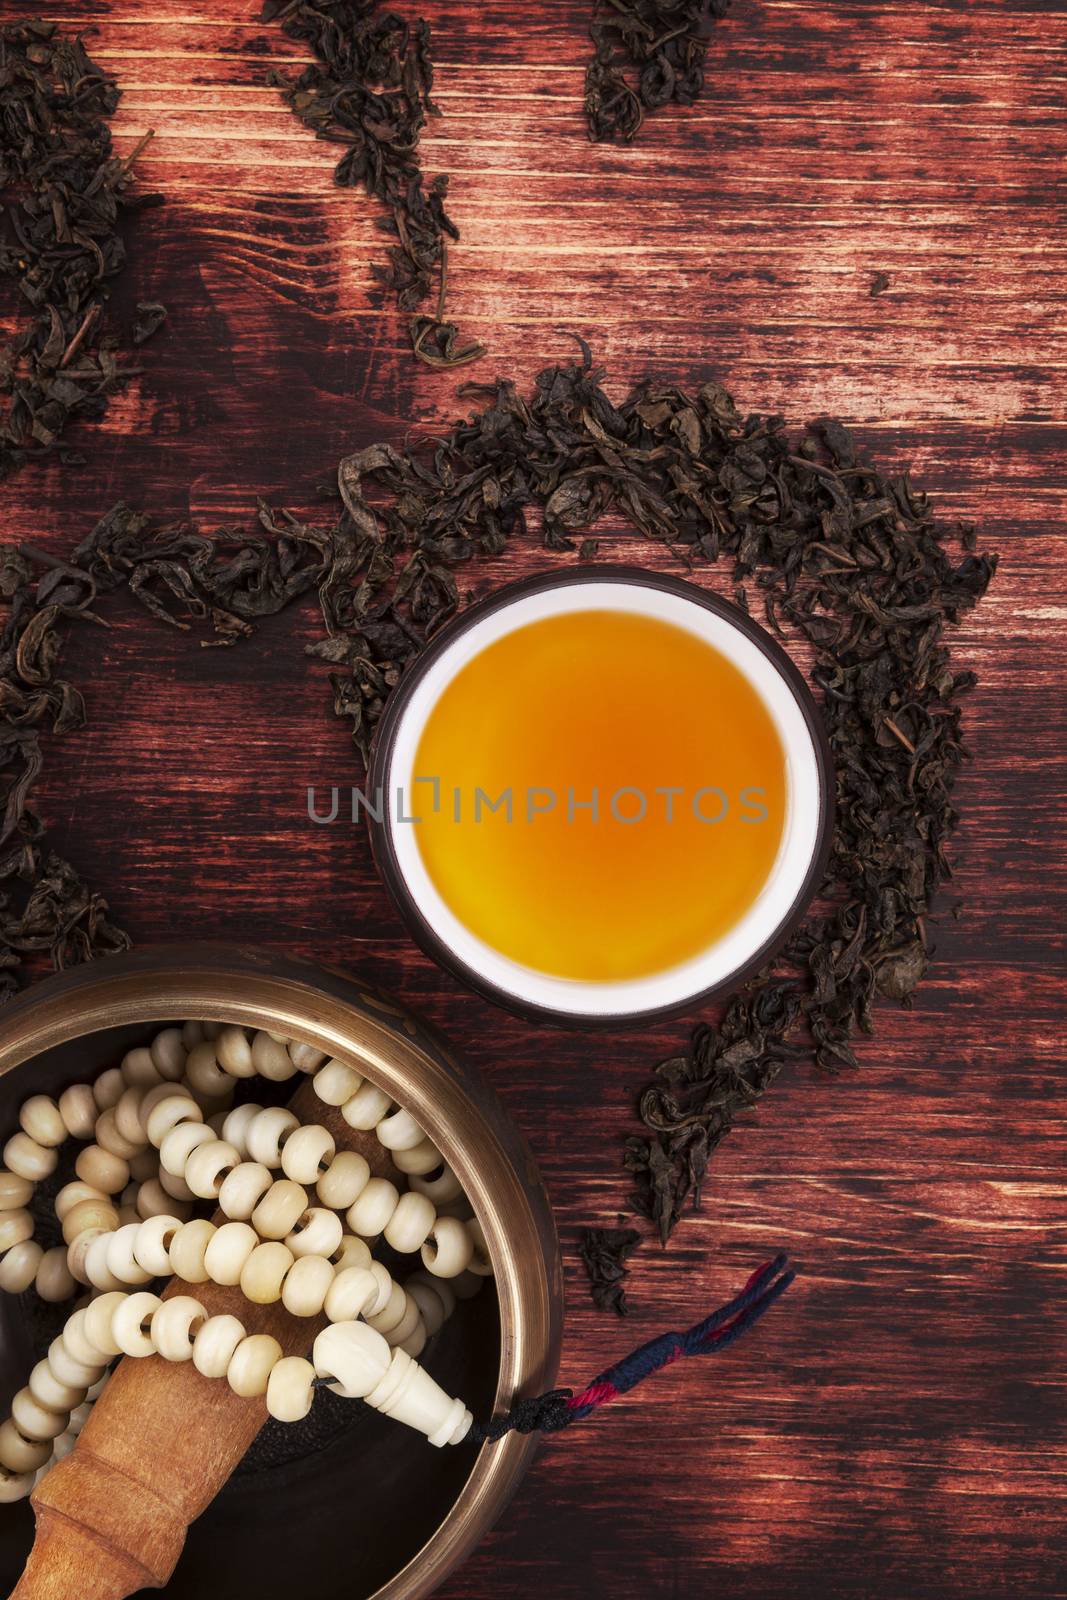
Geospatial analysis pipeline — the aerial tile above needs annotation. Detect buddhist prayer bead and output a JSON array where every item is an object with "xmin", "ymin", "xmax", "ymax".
[{"xmin": 0, "ymin": 1018, "xmax": 491, "ymax": 1500}]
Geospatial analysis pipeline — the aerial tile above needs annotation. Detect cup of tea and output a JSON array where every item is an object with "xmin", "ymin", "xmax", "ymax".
[{"xmin": 369, "ymin": 567, "xmax": 834, "ymax": 1026}]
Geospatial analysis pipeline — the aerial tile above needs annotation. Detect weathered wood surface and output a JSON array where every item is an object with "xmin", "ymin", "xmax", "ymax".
[{"xmin": 3, "ymin": 1, "xmax": 1065, "ymax": 1596}]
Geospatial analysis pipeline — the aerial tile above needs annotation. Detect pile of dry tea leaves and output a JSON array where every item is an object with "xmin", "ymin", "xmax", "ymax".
[
  {"xmin": 584, "ymin": 0, "xmax": 732, "ymax": 144},
  {"xmin": 0, "ymin": 351, "xmax": 995, "ymax": 1307},
  {"xmin": 0, "ymin": 20, "xmax": 164, "ymax": 480},
  {"xmin": 264, "ymin": 0, "xmax": 483, "ymax": 370}
]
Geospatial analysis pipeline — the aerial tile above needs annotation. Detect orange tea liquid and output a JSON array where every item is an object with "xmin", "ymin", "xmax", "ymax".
[{"xmin": 412, "ymin": 609, "xmax": 787, "ymax": 982}]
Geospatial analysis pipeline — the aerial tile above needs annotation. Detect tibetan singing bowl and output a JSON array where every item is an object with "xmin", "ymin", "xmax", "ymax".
[{"xmin": 0, "ymin": 947, "xmax": 561, "ymax": 1600}]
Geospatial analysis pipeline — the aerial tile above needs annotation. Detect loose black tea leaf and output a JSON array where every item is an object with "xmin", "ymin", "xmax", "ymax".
[
  {"xmin": 264, "ymin": 0, "xmax": 483, "ymax": 369},
  {"xmin": 0, "ymin": 542, "xmax": 129, "ymax": 996},
  {"xmin": 0, "ymin": 20, "xmax": 163, "ymax": 479},
  {"xmin": 132, "ymin": 301, "xmax": 168, "ymax": 345},
  {"xmin": 584, "ymin": 1, "xmax": 732, "ymax": 144},
  {"xmin": 579, "ymin": 1227, "xmax": 642, "ymax": 1315}
]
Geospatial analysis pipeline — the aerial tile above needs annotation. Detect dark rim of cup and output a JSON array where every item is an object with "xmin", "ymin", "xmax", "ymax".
[{"xmin": 367, "ymin": 565, "xmax": 836, "ymax": 1031}]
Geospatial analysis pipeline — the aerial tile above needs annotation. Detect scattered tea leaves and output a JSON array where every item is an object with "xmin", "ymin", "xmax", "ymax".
[
  {"xmin": 579, "ymin": 1226, "xmax": 642, "ymax": 1315},
  {"xmin": 0, "ymin": 350, "xmax": 994, "ymax": 1308},
  {"xmin": 264, "ymin": 0, "xmax": 483, "ymax": 369},
  {"xmin": 0, "ymin": 20, "xmax": 164, "ymax": 479},
  {"xmin": 584, "ymin": 1, "xmax": 732, "ymax": 144}
]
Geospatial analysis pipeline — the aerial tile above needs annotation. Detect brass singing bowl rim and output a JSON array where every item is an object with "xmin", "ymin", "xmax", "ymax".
[{"xmin": 0, "ymin": 945, "xmax": 562, "ymax": 1600}]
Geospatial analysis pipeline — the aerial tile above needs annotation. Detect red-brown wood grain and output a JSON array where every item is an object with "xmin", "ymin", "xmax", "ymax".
[{"xmin": 3, "ymin": 0, "xmax": 1066, "ymax": 1595}]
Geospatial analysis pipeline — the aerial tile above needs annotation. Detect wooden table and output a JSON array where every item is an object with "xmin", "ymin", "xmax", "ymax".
[{"xmin": 5, "ymin": 2, "xmax": 1065, "ymax": 1595}]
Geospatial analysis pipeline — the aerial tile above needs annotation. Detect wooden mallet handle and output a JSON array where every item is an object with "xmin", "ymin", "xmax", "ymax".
[{"xmin": 12, "ymin": 1082, "xmax": 397, "ymax": 1600}]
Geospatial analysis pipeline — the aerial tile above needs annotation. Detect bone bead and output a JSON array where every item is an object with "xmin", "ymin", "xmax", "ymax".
[
  {"xmin": 252, "ymin": 1178, "xmax": 307, "ymax": 1240},
  {"xmin": 63, "ymin": 1308, "xmax": 110, "ymax": 1369},
  {"xmin": 66, "ymin": 1398, "xmax": 96, "ymax": 1436},
  {"xmin": 120, "ymin": 1048, "xmax": 160, "ymax": 1089},
  {"xmin": 393, "ymin": 1138, "xmax": 445, "ymax": 1176},
  {"xmin": 28, "ymin": 1359, "xmax": 84, "ymax": 1415},
  {"xmin": 323, "ymin": 1265, "xmax": 377, "ymax": 1323},
  {"xmin": 465, "ymin": 1216, "xmax": 493, "ymax": 1276},
  {"xmin": 192, "ymin": 1313, "xmax": 246, "ymax": 1380},
  {"xmin": 75, "ymin": 1144, "xmax": 129, "ymax": 1195},
  {"xmin": 35, "ymin": 1245, "xmax": 76, "ymax": 1303},
  {"xmin": 316, "ymin": 1150, "xmax": 370, "ymax": 1211},
  {"xmin": 152, "ymin": 1296, "xmax": 207, "ymax": 1362},
  {"xmin": 133, "ymin": 1214, "xmax": 183, "ymax": 1276},
  {"xmin": 83, "ymin": 1232, "xmax": 124, "ymax": 1292},
  {"xmin": 51, "ymin": 1429, "xmax": 77, "ymax": 1463},
  {"xmin": 280, "ymin": 1123, "xmax": 335, "ymax": 1184},
  {"xmin": 114, "ymin": 1088, "xmax": 149, "ymax": 1146},
  {"xmin": 46, "ymin": 1336, "xmax": 102, "ymax": 1391},
  {"xmin": 0, "ymin": 1209, "xmax": 33, "ymax": 1254},
  {"xmin": 409, "ymin": 1270, "xmax": 455, "ymax": 1326},
  {"xmin": 420, "ymin": 1215, "xmax": 474, "ymax": 1279},
  {"xmin": 95, "ymin": 1107, "xmax": 144, "ymax": 1161},
  {"xmin": 92, "ymin": 1066, "xmax": 125, "ymax": 1110},
  {"xmin": 364, "ymin": 1280, "xmax": 407, "ymax": 1337},
  {"xmin": 0, "ymin": 1464, "xmax": 35, "ymax": 1501},
  {"xmin": 158, "ymin": 1164, "xmax": 195, "ymax": 1202},
  {"xmin": 0, "ymin": 1418, "xmax": 52, "ymax": 1473},
  {"xmin": 332, "ymin": 1234, "xmax": 373, "ymax": 1273},
  {"xmin": 83, "ymin": 1292, "xmax": 127, "ymax": 1358},
  {"xmin": 251, "ymin": 1031, "xmax": 297, "ymax": 1083},
  {"xmin": 66, "ymin": 1229, "xmax": 105, "ymax": 1286},
  {"xmin": 140, "ymin": 1080, "xmax": 190, "ymax": 1124},
  {"xmin": 281, "ymin": 1253, "xmax": 334, "ymax": 1318},
  {"xmin": 312, "ymin": 1060, "xmax": 362, "ymax": 1106},
  {"xmin": 246, "ymin": 1107, "xmax": 299, "ymax": 1168},
  {"xmin": 168, "ymin": 1219, "xmax": 215, "ymax": 1283},
  {"xmin": 383, "ymin": 1191, "xmax": 436, "ymax": 1254},
  {"xmin": 54, "ymin": 1180, "xmax": 105, "ymax": 1222},
  {"xmin": 11, "ymin": 1387, "xmax": 67, "ymax": 1442},
  {"xmin": 218, "ymin": 1159, "xmax": 273, "ymax": 1220},
  {"xmin": 106, "ymin": 1224, "xmax": 153, "ymax": 1286},
  {"xmin": 288, "ymin": 1041, "xmax": 327, "ymax": 1073},
  {"xmin": 266, "ymin": 1356, "xmax": 315, "ymax": 1423},
  {"xmin": 19, "ymin": 1094, "xmax": 66, "ymax": 1148},
  {"xmin": 410, "ymin": 1163, "xmax": 463, "ymax": 1205},
  {"xmin": 216, "ymin": 1025, "xmax": 255, "ymax": 1077},
  {"xmin": 129, "ymin": 1147, "xmax": 159, "ymax": 1181},
  {"xmin": 221, "ymin": 1102, "xmax": 263, "ymax": 1152},
  {"xmin": 58, "ymin": 1083, "xmax": 97, "ymax": 1140},
  {"xmin": 184, "ymin": 1138, "xmax": 240, "ymax": 1198},
  {"xmin": 136, "ymin": 1178, "xmax": 187, "ymax": 1221},
  {"xmin": 346, "ymin": 1177, "xmax": 400, "ymax": 1238},
  {"xmin": 227, "ymin": 1333, "xmax": 282, "ymax": 1397},
  {"xmin": 0, "ymin": 1238, "xmax": 43, "ymax": 1293},
  {"xmin": 240, "ymin": 1241, "xmax": 294, "ymax": 1305},
  {"xmin": 203, "ymin": 1222, "xmax": 259, "ymax": 1286},
  {"xmin": 0, "ymin": 1170, "xmax": 34, "ymax": 1210},
  {"xmin": 4, "ymin": 1131, "xmax": 57, "ymax": 1182},
  {"xmin": 62, "ymin": 1197, "xmax": 120, "ymax": 1246},
  {"xmin": 146, "ymin": 1094, "xmax": 202, "ymax": 1148},
  {"xmin": 160, "ymin": 1120, "xmax": 213, "ymax": 1177},
  {"xmin": 110, "ymin": 1292, "xmax": 162, "ymax": 1357},
  {"xmin": 150, "ymin": 1027, "xmax": 187, "ymax": 1080},
  {"xmin": 373, "ymin": 1291, "xmax": 422, "ymax": 1349},
  {"xmin": 375, "ymin": 1107, "xmax": 424, "ymax": 1152},
  {"xmin": 399, "ymin": 1321, "xmax": 428, "ymax": 1359},
  {"xmin": 341, "ymin": 1081, "xmax": 392, "ymax": 1131},
  {"xmin": 184, "ymin": 1042, "xmax": 232, "ymax": 1099},
  {"xmin": 286, "ymin": 1206, "xmax": 342, "ymax": 1261}
]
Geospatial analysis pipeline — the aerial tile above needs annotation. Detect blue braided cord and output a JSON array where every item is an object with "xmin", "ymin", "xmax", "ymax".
[{"xmin": 585, "ymin": 1251, "xmax": 793, "ymax": 1402}]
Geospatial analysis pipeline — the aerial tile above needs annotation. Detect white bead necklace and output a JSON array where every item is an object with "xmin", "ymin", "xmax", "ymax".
[{"xmin": 0, "ymin": 1021, "xmax": 490, "ymax": 1503}]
